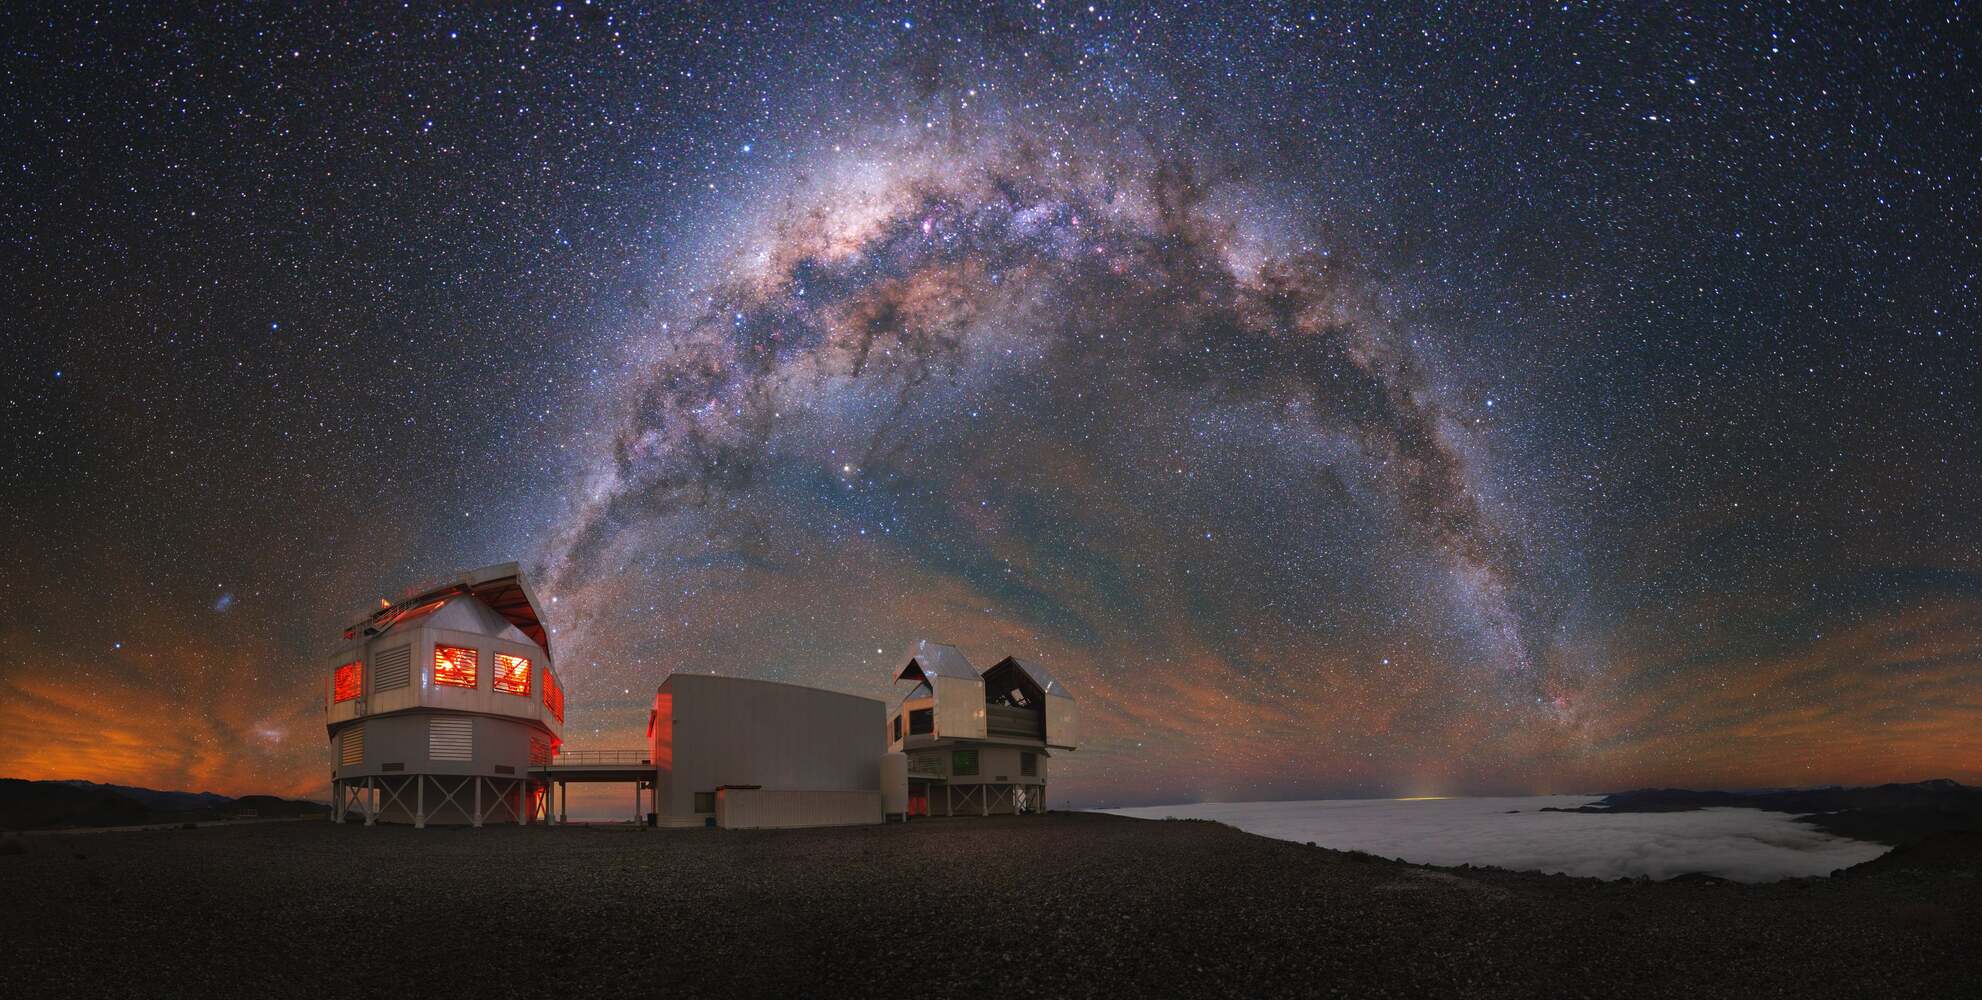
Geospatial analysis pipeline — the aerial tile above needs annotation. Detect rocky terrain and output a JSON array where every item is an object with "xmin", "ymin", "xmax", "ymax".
[{"xmin": 3, "ymin": 812, "xmax": 1978, "ymax": 997}]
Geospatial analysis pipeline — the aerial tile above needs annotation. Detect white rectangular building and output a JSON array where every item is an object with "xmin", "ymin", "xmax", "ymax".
[{"xmin": 648, "ymin": 674, "xmax": 884, "ymax": 828}]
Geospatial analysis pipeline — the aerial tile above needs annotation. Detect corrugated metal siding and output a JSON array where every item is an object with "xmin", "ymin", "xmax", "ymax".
[
  {"xmin": 986, "ymin": 704, "xmax": 1044, "ymax": 739},
  {"xmin": 340, "ymin": 725, "xmax": 365, "ymax": 766},
  {"xmin": 428, "ymin": 717, "xmax": 473, "ymax": 761},
  {"xmin": 372, "ymin": 644, "xmax": 412, "ymax": 691},
  {"xmin": 908, "ymin": 750, "xmax": 944, "ymax": 775}
]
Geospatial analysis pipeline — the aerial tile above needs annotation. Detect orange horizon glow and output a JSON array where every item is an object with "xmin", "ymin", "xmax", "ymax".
[{"xmin": 2, "ymin": 574, "xmax": 1977, "ymax": 807}]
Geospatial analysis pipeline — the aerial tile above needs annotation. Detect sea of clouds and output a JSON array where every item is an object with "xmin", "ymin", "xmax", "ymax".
[{"xmin": 1104, "ymin": 795, "xmax": 1890, "ymax": 881}]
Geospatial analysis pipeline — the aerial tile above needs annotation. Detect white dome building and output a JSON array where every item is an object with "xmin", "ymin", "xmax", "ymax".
[{"xmin": 324, "ymin": 563, "xmax": 565, "ymax": 827}]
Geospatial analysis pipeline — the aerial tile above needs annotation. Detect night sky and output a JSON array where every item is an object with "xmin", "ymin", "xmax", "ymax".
[{"xmin": 5, "ymin": 3, "xmax": 1978, "ymax": 807}]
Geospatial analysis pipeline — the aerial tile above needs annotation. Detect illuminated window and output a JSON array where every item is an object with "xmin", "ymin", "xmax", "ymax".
[
  {"xmin": 433, "ymin": 645, "xmax": 478, "ymax": 688},
  {"xmin": 333, "ymin": 662, "xmax": 362, "ymax": 703},
  {"xmin": 494, "ymin": 653, "xmax": 531, "ymax": 696},
  {"xmin": 544, "ymin": 670, "xmax": 565, "ymax": 722}
]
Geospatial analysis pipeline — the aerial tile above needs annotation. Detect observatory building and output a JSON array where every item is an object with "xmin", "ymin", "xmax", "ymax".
[
  {"xmin": 322, "ymin": 565, "xmax": 1078, "ymax": 829},
  {"xmin": 324, "ymin": 563, "xmax": 566, "ymax": 826},
  {"xmin": 886, "ymin": 640, "xmax": 1078, "ymax": 818}
]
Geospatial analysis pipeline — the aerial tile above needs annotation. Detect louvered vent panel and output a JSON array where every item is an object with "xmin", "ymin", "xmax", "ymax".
[
  {"xmin": 372, "ymin": 645, "xmax": 412, "ymax": 691},
  {"xmin": 340, "ymin": 726, "xmax": 365, "ymax": 766},
  {"xmin": 428, "ymin": 717, "xmax": 474, "ymax": 761}
]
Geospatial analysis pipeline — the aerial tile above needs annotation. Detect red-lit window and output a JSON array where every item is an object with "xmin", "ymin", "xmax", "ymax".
[
  {"xmin": 433, "ymin": 645, "xmax": 478, "ymax": 688},
  {"xmin": 544, "ymin": 670, "xmax": 564, "ymax": 722},
  {"xmin": 494, "ymin": 653, "xmax": 531, "ymax": 696},
  {"xmin": 333, "ymin": 662, "xmax": 362, "ymax": 703}
]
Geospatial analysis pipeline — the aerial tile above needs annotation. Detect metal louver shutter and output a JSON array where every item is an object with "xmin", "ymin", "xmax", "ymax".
[
  {"xmin": 528, "ymin": 738, "xmax": 550, "ymax": 766},
  {"xmin": 428, "ymin": 717, "xmax": 474, "ymax": 761},
  {"xmin": 372, "ymin": 645, "xmax": 412, "ymax": 691},
  {"xmin": 340, "ymin": 725, "xmax": 365, "ymax": 766}
]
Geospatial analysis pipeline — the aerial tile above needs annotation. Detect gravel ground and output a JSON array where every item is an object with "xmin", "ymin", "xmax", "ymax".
[{"xmin": 3, "ymin": 812, "xmax": 1975, "ymax": 998}]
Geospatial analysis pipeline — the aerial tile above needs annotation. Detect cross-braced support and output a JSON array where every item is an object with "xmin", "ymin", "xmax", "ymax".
[
  {"xmin": 983, "ymin": 784, "xmax": 1015, "ymax": 815},
  {"xmin": 947, "ymin": 784, "xmax": 987, "ymax": 816},
  {"xmin": 332, "ymin": 774, "xmax": 543, "ymax": 827}
]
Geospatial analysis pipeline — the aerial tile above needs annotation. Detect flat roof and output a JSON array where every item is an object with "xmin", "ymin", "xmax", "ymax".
[{"xmin": 656, "ymin": 672, "xmax": 884, "ymax": 706}]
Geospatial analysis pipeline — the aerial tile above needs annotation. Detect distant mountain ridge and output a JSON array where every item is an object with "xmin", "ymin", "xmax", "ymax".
[
  {"xmin": 1, "ymin": 779, "xmax": 324, "ymax": 831},
  {"xmin": 1540, "ymin": 779, "xmax": 1982, "ymax": 845},
  {"xmin": 54, "ymin": 780, "xmax": 234, "ymax": 812}
]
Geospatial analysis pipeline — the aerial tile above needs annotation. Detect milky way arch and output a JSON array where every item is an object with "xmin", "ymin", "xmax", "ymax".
[{"xmin": 539, "ymin": 111, "xmax": 1566, "ymax": 709}]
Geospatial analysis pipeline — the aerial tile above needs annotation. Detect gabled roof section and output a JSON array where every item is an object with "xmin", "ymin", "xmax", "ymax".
[
  {"xmin": 344, "ymin": 562, "xmax": 552, "ymax": 655},
  {"xmin": 894, "ymin": 639, "xmax": 979, "ymax": 683},
  {"xmin": 988, "ymin": 656, "xmax": 1074, "ymax": 700}
]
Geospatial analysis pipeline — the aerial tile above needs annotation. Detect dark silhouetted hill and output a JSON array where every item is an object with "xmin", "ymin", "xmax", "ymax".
[
  {"xmin": 0, "ymin": 779, "xmax": 324, "ymax": 830},
  {"xmin": 0, "ymin": 779, "xmax": 152, "ymax": 829},
  {"xmin": 228, "ymin": 794, "xmax": 324, "ymax": 818},
  {"xmin": 1541, "ymin": 779, "xmax": 1982, "ymax": 845},
  {"xmin": 54, "ymin": 780, "xmax": 233, "ymax": 812}
]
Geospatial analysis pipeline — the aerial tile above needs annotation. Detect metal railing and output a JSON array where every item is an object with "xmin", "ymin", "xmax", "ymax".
[{"xmin": 544, "ymin": 749, "xmax": 651, "ymax": 766}]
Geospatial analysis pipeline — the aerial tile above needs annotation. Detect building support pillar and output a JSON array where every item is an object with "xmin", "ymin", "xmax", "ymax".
[
  {"xmin": 473, "ymin": 777, "xmax": 484, "ymax": 828},
  {"xmin": 648, "ymin": 780, "xmax": 658, "ymax": 829},
  {"xmin": 517, "ymin": 781, "xmax": 527, "ymax": 826},
  {"xmin": 414, "ymin": 774, "xmax": 426, "ymax": 829},
  {"xmin": 364, "ymin": 776, "xmax": 376, "ymax": 826},
  {"xmin": 558, "ymin": 781, "xmax": 567, "ymax": 824}
]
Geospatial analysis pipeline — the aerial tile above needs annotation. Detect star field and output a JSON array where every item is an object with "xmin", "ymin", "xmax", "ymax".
[{"xmin": 3, "ymin": 2, "xmax": 1978, "ymax": 804}]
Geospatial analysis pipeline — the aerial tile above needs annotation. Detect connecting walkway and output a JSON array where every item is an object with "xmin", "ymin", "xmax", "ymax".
[{"xmin": 531, "ymin": 749, "xmax": 656, "ymax": 824}]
